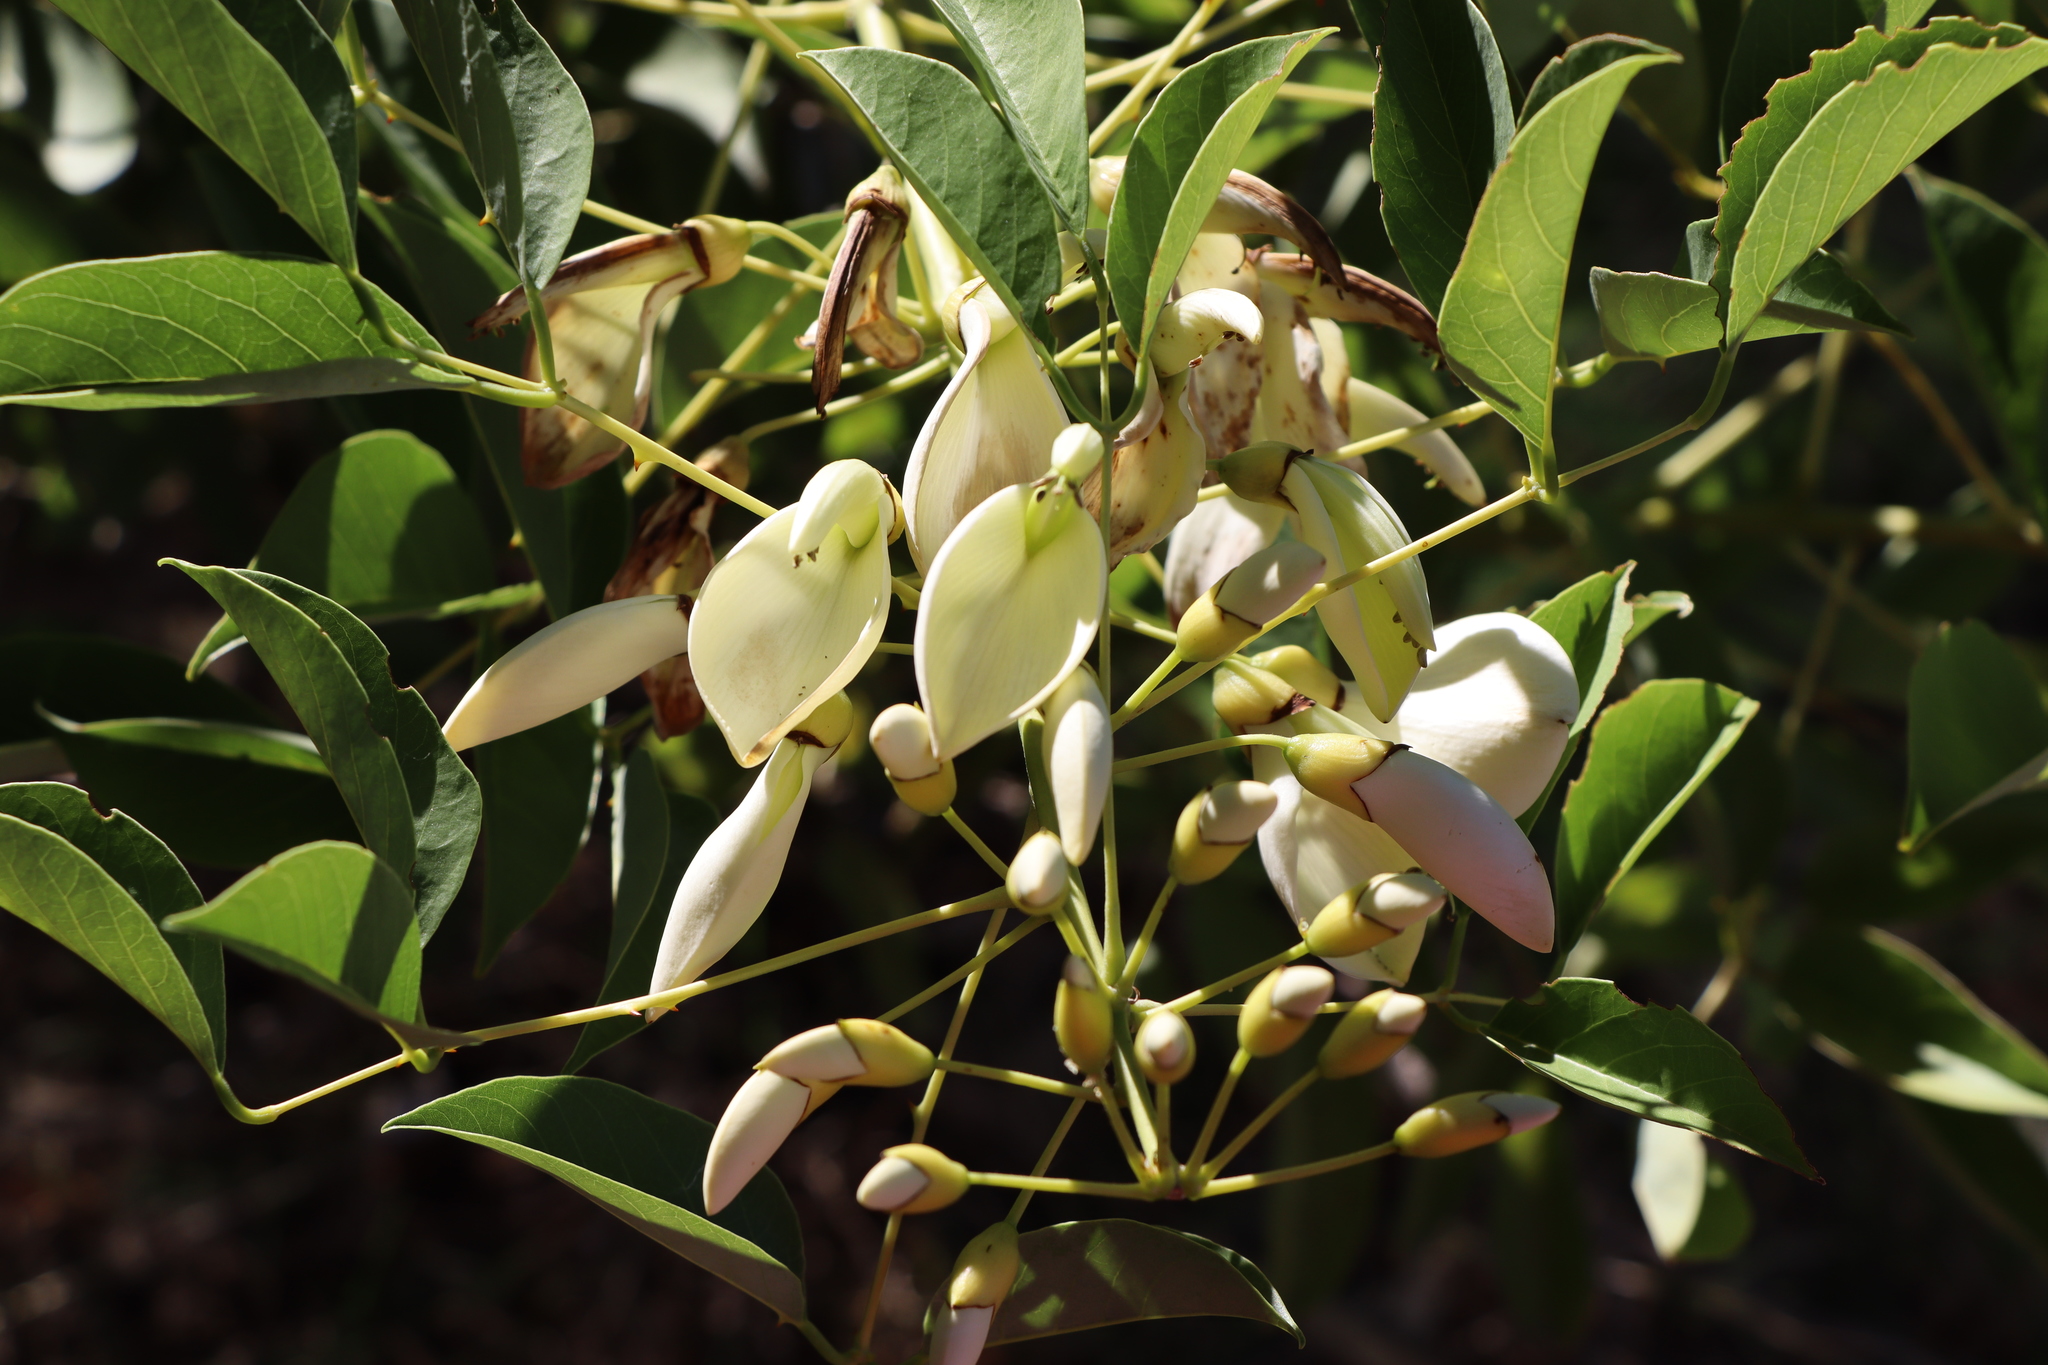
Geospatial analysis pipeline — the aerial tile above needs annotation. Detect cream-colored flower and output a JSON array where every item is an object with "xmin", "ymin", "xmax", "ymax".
[
  {"xmin": 1341, "ymin": 377, "xmax": 1485, "ymax": 506},
  {"xmin": 1042, "ymin": 665, "xmax": 1110, "ymax": 864}
]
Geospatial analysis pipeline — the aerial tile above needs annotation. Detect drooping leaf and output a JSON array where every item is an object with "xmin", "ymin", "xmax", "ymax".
[
  {"xmin": 0, "ymin": 782, "xmax": 223, "ymax": 1069},
  {"xmin": 1102, "ymin": 30, "xmax": 1328, "ymax": 368},
  {"xmin": 988, "ymin": 1219, "xmax": 1302, "ymax": 1347},
  {"xmin": 0, "ymin": 253, "xmax": 461, "ymax": 409},
  {"xmin": 565, "ymin": 750, "xmax": 716, "ymax": 1072},
  {"xmin": 383, "ymin": 1076, "xmax": 806, "ymax": 1321},
  {"xmin": 1484, "ymin": 979, "xmax": 1814, "ymax": 1175},
  {"xmin": 474, "ymin": 706, "xmax": 601, "ymax": 974},
  {"xmin": 1900, "ymin": 620, "xmax": 2048, "ymax": 852},
  {"xmin": 1780, "ymin": 924, "xmax": 2048, "ymax": 1116},
  {"xmin": 1896, "ymin": 1097, "xmax": 2048, "ymax": 1267},
  {"xmin": 1720, "ymin": 20, "xmax": 2048, "ymax": 343},
  {"xmin": 1631, "ymin": 1117, "xmax": 1707, "ymax": 1260},
  {"xmin": 1716, "ymin": 0, "xmax": 1867, "ymax": 157},
  {"xmin": 1437, "ymin": 45, "xmax": 1678, "ymax": 465},
  {"xmin": 50, "ymin": 0, "xmax": 357, "ymax": 266},
  {"xmin": 165, "ymin": 841, "xmax": 462, "ymax": 1047},
  {"xmin": 927, "ymin": 0, "xmax": 1089, "ymax": 232},
  {"xmin": 1351, "ymin": 0, "xmax": 1514, "ymax": 313},
  {"xmin": 1551, "ymin": 680, "xmax": 1759, "ymax": 969},
  {"xmin": 387, "ymin": 0, "xmax": 594, "ymax": 291},
  {"xmin": 1912, "ymin": 169, "xmax": 2048, "ymax": 523}
]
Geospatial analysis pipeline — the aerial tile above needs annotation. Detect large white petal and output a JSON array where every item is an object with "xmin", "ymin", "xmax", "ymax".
[
  {"xmin": 1346, "ymin": 378, "xmax": 1484, "ymax": 506},
  {"xmin": 917, "ymin": 484, "xmax": 1106, "ymax": 760},
  {"xmin": 1162, "ymin": 491, "xmax": 1286, "ymax": 621},
  {"xmin": 443, "ymin": 596, "xmax": 691, "ymax": 750},
  {"xmin": 691, "ymin": 504, "xmax": 891, "ymax": 765}
]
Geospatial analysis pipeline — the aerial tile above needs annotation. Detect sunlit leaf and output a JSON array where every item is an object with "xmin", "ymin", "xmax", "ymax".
[{"xmin": 928, "ymin": 0, "xmax": 1089, "ymax": 232}]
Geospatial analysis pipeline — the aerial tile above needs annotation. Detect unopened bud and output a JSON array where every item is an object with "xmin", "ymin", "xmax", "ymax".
[
  {"xmin": 1393, "ymin": 1091, "xmax": 1560, "ymax": 1158},
  {"xmin": 1318, "ymin": 989, "xmax": 1426, "ymax": 1079},
  {"xmin": 1168, "ymin": 780, "xmax": 1278, "ymax": 884},
  {"xmin": 871, "ymin": 703, "xmax": 957, "ymax": 815},
  {"xmin": 791, "ymin": 691, "xmax": 855, "ymax": 750},
  {"xmin": 1151, "ymin": 288, "xmax": 1265, "ymax": 373},
  {"xmin": 857, "ymin": 1143, "xmax": 970, "ymax": 1213},
  {"xmin": 760, "ymin": 1018, "xmax": 934, "ymax": 1088},
  {"xmin": 1211, "ymin": 659, "xmax": 1308, "ymax": 730},
  {"xmin": 1054, "ymin": 955, "xmax": 1114, "ymax": 1076},
  {"xmin": 1051, "ymin": 424, "xmax": 1105, "ymax": 483},
  {"xmin": 948, "ymin": 1222, "xmax": 1021, "ymax": 1308},
  {"xmin": 1217, "ymin": 442, "xmax": 1300, "ymax": 508},
  {"xmin": 1176, "ymin": 542, "xmax": 1325, "ymax": 662},
  {"xmin": 703, "ymin": 1069, "xmax": 846, "ymax": 1214},
  {"xmin": 1237, "ymin": 964, "xmax": 1334, "ymax": 1057},
  {"xmin": 1007, "ymin": 830, "xmax": 1069, "ymax": 913},
  {"xmin": 1248, "ymin": 645, "xmax": 1343, "ymax": 711},
  {"xmin": 1284, "ymin": 733, "xmax": 1395, "ymax": 818},
  {"xmin": 1303, "ymin": 873, "xmax": 1446, "ymax": 957},
  {"xmin": 1133, "ymin": 1008, "xmax": 1195, "ymax": 1084}
]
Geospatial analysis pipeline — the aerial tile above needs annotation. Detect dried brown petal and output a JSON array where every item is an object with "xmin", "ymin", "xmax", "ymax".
[{"xmin": 1251, "ymin": 250, "xmax": 1442, "ymax": 361}]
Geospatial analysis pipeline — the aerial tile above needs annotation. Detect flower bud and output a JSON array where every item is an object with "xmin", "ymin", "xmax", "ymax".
[
  {"xmin": 1211, "ymin": 659, "xmax": 1309, "ymax": 730},
  {"xmin": 1318, "ymin": 988, "xmax": 1426, "ymax": 1079},
  {"xmin": 792, "ymin": 690, "xmax": 855, "ymax": 750},
  {"xmin": 703, "ymin": 1069, "xmax": 845, "ymax": 1214},
  {"xmin": 1247, "ymin": 645, "xmax": 1343, "ymax": 711},
  {"xmin": 1216, "ymin": 441, "xmax": 1300, "ymax": 508},
  {"xmin": 1303, "ymin": 873, "xmax": 1445, "ymax": 957},
  {"xmin": 1151, "ymin": 288, "xmax": 1265, "ymax": 373},
  {"xmin": 1283, "ymin": 733, "xmax": 1395, "ymax": 818},
  {"xmin": 1051, "ymin": 424, "xmax": 1105, "ymax": 484},
  {"xmin": 856, "ymin": 1143, "xmax": 971, "ymax": 1213},
  {"xmin": 1168, "ymin": 780, "xmax": 1278, "ymax": 884},
  {"xmin": 1007, "ymin": 830, "xmax": 1069, "ymax": 914},
  {"xmin": 948, "ymin": 1222, "xmax": 1021, "ymax": 1308},
  {"xmin": 1393, "ymin": 1091, "xmax": 1560, "ymax": 1158},
  {"xmin": 760, "ymin": 1018, "xmax": 935, "ymax": 1088},
  {"xmin": 1133, "ymin": 1008, "xmax": 1196, "ymax": 1084},
  {"xmin": 1043, "ymin": 666, "xmax": 1110, "ymax": 864},
  {"xmin": 871, "ymin": 703, "xmax": 957, "ymax": 815},
  {"xmin": 1175, "ymin": 542, "xmax": 1325, "ymax": 662},
  {"xmin": 1054, "ymin": 954, "xmax": 1114, "ymax": 1076},
  {"xmin": 1237, "ymin": 964, "xmax": 1333, "ymax": 1057}
]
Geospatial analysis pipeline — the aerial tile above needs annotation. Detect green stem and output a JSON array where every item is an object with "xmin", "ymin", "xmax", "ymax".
[
  {"xmin": 942, "ymin": 807, "xmax": 1009, "ymax": 879},
  {"xmin": 1108, "ymin": 611, "xmax": 1177, "ymax": 645},
  {"xmin": 971, "ymin": 1172, "xmax": 1155, "ymax": 1200},
  {"xmin": 1435, "ymin": 904, "xmax": 1470, "ymax": 995},
  {"xmin": 1094, "ymin": 1074, "xmax": 1151, "ymax": 1178},
  {"xmin": 1184, "ymin": 1048, "xmax": 1248, "ymax": 1175},
  {"xmin": 795, "ymin": 1319, "xmax": 849, "ymax": 1365},
  {"xmin": 1327, "ymin": 397, "xmax": 1494, "ymax": 463},
  {"xmin": 1112, "ymin": 648, "xmax": 1183, "ymax": 725},
  {"xmin": 1111, "ymin": 733, "xmax": 1290, "ymax": 774},
  {"xmin": 556, "ymin": 394, "xmax": 777, "ymax": 517},
  {"xmin": 1197, "ymin": 1140, "xmax": 1398, "ymax": 1196},
  {"xmin": 735, "ymin": 354, "xmax": 950, "ymax": 444},
  {"xmin": 876, "ymin": 918, "xmax": 1041, "ymax": 1025},
  {"xmin": 1008, "ymin": 1096, "xmax": 1088, "ymax": 1224},
  {"xmin": 935, "ymin": 1058, "xmax": 1090, "ymax": 1099},
  {"xmin": 1115, "ymin": 878, "xmax": 1177, "ymax": 993},
  {"xmin": 1160, "ymin": 942, "xmax": 1310, "ymax": 1014},
  {"xmin": 699, "ymin": 30, "xmax": 773, "ymax": 214},
  {"xmin": 1199, "ymin": 1068, "xmax": 1318, "ymax": 1183},
  {"xmin": 212, "ymin": 1050, "xmax": 411, "ymax": 1125}
]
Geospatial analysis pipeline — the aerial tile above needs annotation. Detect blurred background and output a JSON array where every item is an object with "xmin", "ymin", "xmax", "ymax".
[{"xmin": 3, "ymin": 0, "xmax": 2047, "ymax": 1361}]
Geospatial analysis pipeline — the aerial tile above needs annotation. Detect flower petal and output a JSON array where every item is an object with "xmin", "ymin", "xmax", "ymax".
[
  {"xmin": 1043, "ymin": 665, "xmax": 1110, "ymax": 864},
  {"xmin": 1346, "ymin": 378, "xmax": 1484, "ymax": 506},
  {"xmin": 1249, "ymin": 283, "xmax": 1348, "ymax": 455},
  {"xmin": 916, "ymin": 483, "xmax": 1106, "ymax": 760},
  {"xmin": 1161, "ymin": 490, "xmax": 1286, "ymax": 621},
  {"xmin": 1081, "ymin": 373, "xmax": 1208, "ymax": 561},
  {"xmin": 1252, "ymin": 249, "xmax": 1442, "ymax": 361},
  {"xmin": 703, "ymin": 1069, "xmax": 811, "ymax": 1214},
  {"xmin": 443, "ymin": 596, "xmax": 691, "ymax": 751}
]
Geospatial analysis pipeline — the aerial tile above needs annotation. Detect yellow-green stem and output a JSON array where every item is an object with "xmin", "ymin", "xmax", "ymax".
[
  {"xmin": 1008, "ymin": 1097, "xmax": 1088, "ymax": 1224},
  {"xmin": 1200, "ymin": 1068, "xmax": 1319, "ymax": 1182},
  {"xmin": 1197, "ymin": 1140, "xmax": 1400, "ymax": 1196},
  {"xmin": 1116, "ymin": 878, "xmax": 1177, "ymax": 993},
  {"xmin": 935, "ymin": 1058, "xmax": 1091, "ymax": 1099},
  {"xmin": 1111, "ymin": 733, "xmax": 1290, "ymax": 774},
  {"xmin": 1184, "ymin": 1047, "xmax": 1248, "ymax": 1175}
]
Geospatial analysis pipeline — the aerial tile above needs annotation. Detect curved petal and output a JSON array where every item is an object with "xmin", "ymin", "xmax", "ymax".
[
  {"xmin": 1162, "ymin": 490, "xmax": 1286, "ymax": 621},
  {"xmin": 1346, "ymin": 378, "xmax": 1485, "ymax": 506},
  {"xmin": 443, "ymin": 596, "xmax": 691, "ymax": 750},
  {"xmin": 1176, "ymin": 231, "xmax": 1259, "ymax": 298},
  {"xmin": 1355, "ymin": 613, "xmax": 1577, "ymax": 816},
  {"xmin": 1249, "ymin": 283, "xmax": 1348, "ymax": 455},
  {"xmin": 703, "ymin": 1069, "xmax": 810, "ymax": 1214},
  {"xmin": 1043, "ymin": 666, "xmax": 1110, "ymax": 864},
  {"xmin": 902, "ymin": 294, "xmax": 1064, "ymax": 571},
  {"xmin": 916, "ymin": 483, "xmax": 1106, "ymax": 760},
  {"xmin": 1081, "ymin": 373, "xmax": 1208, "ymax": 561}
]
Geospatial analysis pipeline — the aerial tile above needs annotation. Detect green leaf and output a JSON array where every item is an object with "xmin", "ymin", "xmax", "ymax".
[
  {"xmin": 1352, "ymin": 0, "xmax": 1515, "ymax": 313},
  {"xmin": 1484, "ymin": 979, "xmax": 1815, "ymax": 1175},
  {"xmin": 0, "ymin": 782, "xmax": 223, "ymax": 1070},
  {"xmin": 474, "ymin": 707, "xmax": 601, "ymax": 974},
  {"xmin": 1523, "ymin": 35, "xmax": 1672, "ymax": 126},
  {"xmin": 565, "ymin": 749, "xmax": 716, "ymax": 1072},
  {"xmin": 1751, "ymin": 247, "xmax": 1909, "ymax": 339},
  {"xmin": 1103, "ymin": 31, "xmax": 1328, "ymax": 367},
  {"xmin": 1721, "ymin": 20, "xmax": 2048, "ymax": 343},
  {"xmin": 1589, "ymin": 270, "xmax": 1726, "ymax": 361},
  {"xmin": 165, "ymin": 841, "xmax": 461, "ymax": 1047},
  {"xmin": 1437, "ymin": 47, "xmax": 1678, "ymax": 459},
  {"xmin": 1490, "ymin": 1105, "xmax": 1592, "ymax": 1340},
  {"xmin": 1625, "ymin": 590, "xmax": 1694, "ymax": 644},
  {"xmin": 1901, "ymin": 620, "xmax": 2048, "ymax": 851},
  {"xmin": 1912, "ymin": 169, "xmax": 2048, "ymax": 524},
  {"xmin": 805, "ymin": 46, "xmax": 1063, "ymax": 344},
  {"xmin": 387, "ymin": 0, "xmax": 593, "ymax": 291},
  {"xmin": 383, "ymin": 1076, "xmax": 806, "ymax": 1321},
  {"xmin": 41, "ymin": 713, "xmax": 357, "ymax": 869},
  {"xmin": 1780, "ymin": 924, "xmax": 2048, "ymax": 1116},
  {"xmin": 0, "ymin": 253, "xmax": 461, "ymax": 409},
  {"xmin": 51, "ymin": 0, "xmax": 358, "ymax": 267},
  {"xmin": 1529, "ymin": 563, "xmax": 1636, "ymax": 740},
  {"xmin": 1896, "ymin": 1097, "xmax": 2048, "ymax": 1269},
  {"xmin": 988, "ymin": 1219, "xmax": 1302, "ymax": 1347},
  {"xmin": 927, "ymin": 0, "xmax": 1090, "ymax": 232},
  {"xmin": 1552, "ymin": 679, "xmax": 1759, "ymax": 969},
  {"xmin": 1716, "ymin": 0, "xmax": 1867, "ymax": 156},
  {"xmin": 0, "ymin": 800, "xmax": 221, "ymax": 1074}
]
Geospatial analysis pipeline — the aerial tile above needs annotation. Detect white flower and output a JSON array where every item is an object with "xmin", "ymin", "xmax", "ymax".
[
  {"xmin": 1342, "ymin": 378, "xmax": 1485, "ymax": 506},
  {"xmin": 1042, "ymin": 665, "xmax": 1110, "ymax": 863}
]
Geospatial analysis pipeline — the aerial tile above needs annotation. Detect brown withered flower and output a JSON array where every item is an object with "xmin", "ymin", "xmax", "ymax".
[{"xmin": 805, "ymin": 164, "xmax": 923, "ymax": 414}]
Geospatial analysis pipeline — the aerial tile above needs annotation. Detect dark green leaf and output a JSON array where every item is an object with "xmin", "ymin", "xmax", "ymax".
[
  {"xmin": 1103, "ymin": 31, "xmax": 1327, "ymax": 367},
  {"xmin": 51, "ymin": 0, "xmax": 357, "ymax": 266},
  {"xmin": 1751, "ymin": 249, "xmax": 1909, "ymax": 340},
  {"xmin": 1901, "ymin": 620, "xmax": 2048, "ymax": 851},
  {"xmin": 1352, "ymin": 0, "xmax": 1514, "ymax": 312},
  {"xmin": 1716, "ymin": 0, "xmax": 1866, "ymax": 157},
  {"xmin": 806, "ymin": 46, "xmax": 1062, "ymax": 344},
  {"xmin": 1484, "ymin": 979, "xmax": 1814, "ymax": 1175},
  {"xmin": 387, "ymin": 0, "xmax": 593, "ymax": 290},
  {"xmin": 0, "ymin": 253, "xmax": 461, "ymax": 409},
  {"xmin": 474, "ymin": 707, "xmax": 600, "ymax": 973},
  {"xmin": 1897, "ymin": 1097, "xmax": 2048, "ymax": 1268},
  {"xmin": 1523, "ymin": 35, "xmax": 1671, "ymax": 126},
  {"xmin": 989, "ymin": 1219, "xmax": 1302, "ymax": 1347},
  {"xmin": 1589, "ymin": 270, "xmax": 1725, "ymax": 361},
  {"xmin": 1438, "ymin": 47, "xmax": 1677, "ymax": 456},
  {"xmin": 1780, "ymin": 924, "xmax": 2048, "ymax": 1116},
  {"xmin": 928, "ymin": 0, "xmax": 1090, "ymax": 232},
  {"xmin": 1912, "ymin": 168, "xmax": 2048, "ymax": 523},
  {"xmin": 383, "ymin": 1076, "xmax": 806, "ymax": 1320},
  {"xmin": 1490, "ymin": 1104, "xmax": 1591, "ymax": 1340},
  {"xmin": 219, "ymin": 0, "xmax": 357, "ymax": 222},
  {"xmin": 1552, "ymin": 679, "xmax": 1759, "ymax": 969},
  {"xmin": 165, "ymin": 841, "xmax": 461, "ymax": 1046},
  {"xmin": 1676, "ymin": 1157, "xmax": 1753, "ymax": 1260}
]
